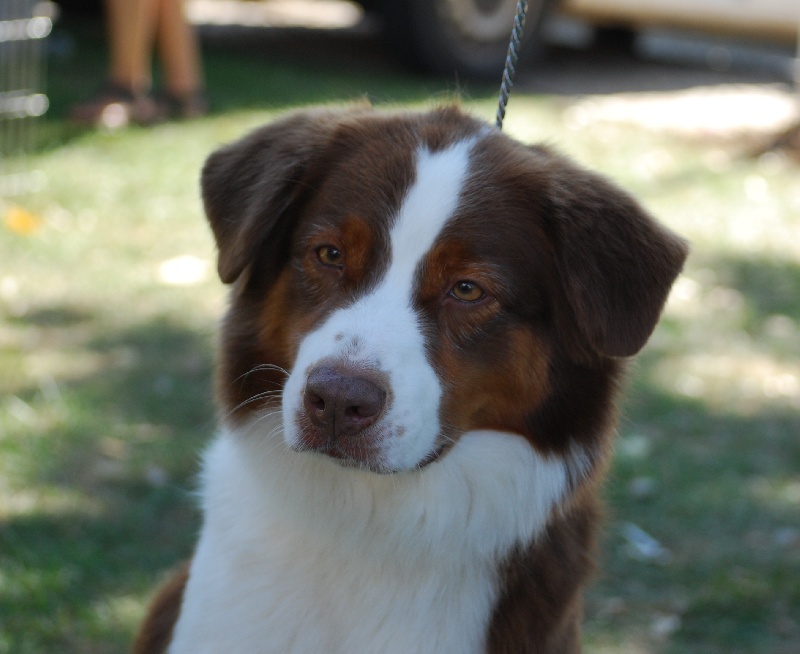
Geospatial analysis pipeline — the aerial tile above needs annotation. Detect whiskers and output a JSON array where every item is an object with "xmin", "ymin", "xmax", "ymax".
[
  {"xmin": 237, "ymin": 403, "xmax": 289, "ymax": 457},
  {"xmin": 227, "ymin": 389, "xmax": 283, "ymax": 417},
  {"xmin": 234, "ymin": 363, "xmax": 290, "ymax": 382},
  {"xmin": 226, "ymin": 363, "xmax": 289, "ymax": 421}
]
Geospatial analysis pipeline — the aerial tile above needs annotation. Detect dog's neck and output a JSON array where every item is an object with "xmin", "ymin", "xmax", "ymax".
[
  {"xmin": 167, "ymin": 420, "xmax": 579, "ymax": 653},
  {"xmin": 220, "ymin": 415, "xmax": 575, "ymax": 565}
]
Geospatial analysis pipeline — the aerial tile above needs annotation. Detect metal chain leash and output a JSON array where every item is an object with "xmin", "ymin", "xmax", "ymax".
[{"xmin": 496, "ymin": 0, "xmax": 529, "ymax": 130}]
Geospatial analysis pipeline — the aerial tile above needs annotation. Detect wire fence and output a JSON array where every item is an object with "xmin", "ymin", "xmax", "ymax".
[{"xmin": 0, "ymin": 0, "xmax": 53, "ymax": 199}]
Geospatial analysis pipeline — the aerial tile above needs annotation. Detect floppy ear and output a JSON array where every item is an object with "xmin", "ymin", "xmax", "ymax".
[
  {"xmin": 201, "ymin": 108, "xmax": 366, "ymax": 284},
  {"xmin": 545, "ymin": 154, "xmax": 689, "ymax": 358}
]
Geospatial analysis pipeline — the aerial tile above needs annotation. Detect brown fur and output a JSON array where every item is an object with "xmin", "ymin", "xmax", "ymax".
[
  {"xmin": 135, "ymin": 105, "xmax": 688, "ymax": 652},
  {"xmin": 488, "ymin": 496, "xmax": 599, "ymax": 653},
  {"xmin": 133, "ymin": 563, "xmax": 190, "ymax": 654}
]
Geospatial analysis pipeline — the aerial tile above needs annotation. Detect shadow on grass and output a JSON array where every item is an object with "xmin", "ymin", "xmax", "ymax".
[
  {"xmin": 1, "ymin": 311, "xmax": 214, "ymax": 653},
  {"xmin": 10, "ymin": 305, "xmax": 95, "ymax": 327},
  {"xmin": 586, "ymin": 250, "xmax": 800, "ymax": 653},
  {"xmin": 713, "ymin": 254, "xmax": 800, "ymax": 324},
  {"xmin": 591, "ymin": 382, "xmax": 800, "ymax": 653}
]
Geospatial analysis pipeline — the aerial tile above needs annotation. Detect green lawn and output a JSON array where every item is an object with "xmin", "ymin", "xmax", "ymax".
[{"xmin": 1, "ymin": 15, "xmax": 799, "ymax": 654}]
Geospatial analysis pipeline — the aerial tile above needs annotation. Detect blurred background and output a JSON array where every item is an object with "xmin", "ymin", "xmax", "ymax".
[{"xmin": 1, "ymin": 1, "xmax": 799, "ymax": 652}]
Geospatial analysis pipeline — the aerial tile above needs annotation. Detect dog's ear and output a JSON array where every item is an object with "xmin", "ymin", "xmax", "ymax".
[
  {"xmin": 543, "ymin": 152, "xmax": 689, "ymax": 359},
  {"xmin": 201, "ymin": 109, "xmax": 363, "ymax": 284}
]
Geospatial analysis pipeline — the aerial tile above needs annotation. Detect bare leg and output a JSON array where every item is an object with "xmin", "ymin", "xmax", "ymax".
[
  {"xmin": 70, "ymin": 0, "xmax": 204, "ymax": 125},
  {"xmin": 154, "ymin": 0, "xmax": 204, "ymax": 97},
  {"xmin": 106, "ymin": 0, "xmax": 160, "ymax": 94}
]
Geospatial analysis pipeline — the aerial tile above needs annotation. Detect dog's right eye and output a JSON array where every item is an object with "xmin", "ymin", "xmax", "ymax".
[
  {"xmin": 450, "ymin": 280, "xmax": 485, "ymax": 303},
  {"xmin": 316, "ymin": 245, "xmax": 343, "ymax": 268}
]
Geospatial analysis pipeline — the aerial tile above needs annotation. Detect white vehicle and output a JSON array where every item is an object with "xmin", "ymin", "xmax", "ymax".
[
  {"xmin": 563, "ymin": 0, "xmax": 797, "ymax": 43},
  {"xmin": 370, "ymin": 0, "xmax": 799, "ymax": 77}
]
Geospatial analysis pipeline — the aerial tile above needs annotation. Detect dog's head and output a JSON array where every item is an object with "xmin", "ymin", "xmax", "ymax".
[{"xmin": 202, "ymin": 107, "xmax": 687, "ymax": 475}]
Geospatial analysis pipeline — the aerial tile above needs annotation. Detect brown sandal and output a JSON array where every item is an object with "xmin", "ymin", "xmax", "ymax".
[
  {"xmin": 156, "ymin": 89, "xmax": 209, "ymax": 120},
  {"xmin": 69, "ymin": 82, "xmax": 163, "ymax": 128}
]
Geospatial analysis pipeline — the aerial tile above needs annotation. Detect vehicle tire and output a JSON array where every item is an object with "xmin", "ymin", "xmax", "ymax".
[
  {"xmin": 378, "ymin": 0, "xmax": 556, "ymax": 79},
  {"xmin": 593, "ymin": 25, "xmax": 637, "ymax": 54}
]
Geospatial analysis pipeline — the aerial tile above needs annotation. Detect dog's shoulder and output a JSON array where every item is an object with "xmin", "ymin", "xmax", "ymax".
[{"xmin": 133, "ymin": 561, "xmax": 191, "ymax": 654}]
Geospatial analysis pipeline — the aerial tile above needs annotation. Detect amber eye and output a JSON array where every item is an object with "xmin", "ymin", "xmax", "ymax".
[
  {"xmin": 450, "ymin": 280, "xmax": 485, "ymax": 303},
  {"xmin": 316, "ymin": 245, "xmax": 343, "ymax": 267}
]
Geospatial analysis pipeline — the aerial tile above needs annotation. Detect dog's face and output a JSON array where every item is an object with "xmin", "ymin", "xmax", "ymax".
[{"xmin": 202, "ymin": 107, "xmax": 687, "ymax": 475}]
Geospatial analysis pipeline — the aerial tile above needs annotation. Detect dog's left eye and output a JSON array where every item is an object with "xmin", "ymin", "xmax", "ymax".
[
  {"xmin": 450, "ymin": 281, "xmax": 485, "ymax": 303},
  {"xmin": 316, "ymin": 245, "xmax": 343, "ymax": 267}
]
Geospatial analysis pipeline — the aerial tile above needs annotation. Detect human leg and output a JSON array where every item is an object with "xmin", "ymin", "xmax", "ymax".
[
  {"xmin": 70, "ymin": 0, "xmax": 161, "ymax": 126},
  {"xmin": 154, "ymin": 0, "xmax": 207, "ymax": 117},
  {"xmin": 106, "ymin": 0, "xmax": 160, "ymax": 94}
]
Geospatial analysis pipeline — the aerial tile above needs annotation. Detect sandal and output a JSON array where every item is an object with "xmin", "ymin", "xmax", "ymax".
[
  {"xmin": 69, "ymin": 81, "xmax": 163, "ymax": 129},
  {"xmin": 156, "ymin": 89, "xmax": 210, "ymax": 120}
]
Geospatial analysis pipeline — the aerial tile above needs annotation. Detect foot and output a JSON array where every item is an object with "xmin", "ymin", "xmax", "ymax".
[
  {"xmin": 69, "ymin": 82, "xmax": 163, "ymax": 129},
  {"xmin": 157, "ymin": 89, "xmax": 210, "ymax": 120}
]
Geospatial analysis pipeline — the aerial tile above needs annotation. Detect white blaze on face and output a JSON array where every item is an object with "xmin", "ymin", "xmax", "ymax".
[{"xmin": 282, "ymin": 138, "xmax": 477, "ymax": 471}]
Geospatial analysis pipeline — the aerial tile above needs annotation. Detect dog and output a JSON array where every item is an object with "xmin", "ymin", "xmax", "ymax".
[{"xmin": 134, "ymin": 105, "xmax": 688, "ymax": 653}]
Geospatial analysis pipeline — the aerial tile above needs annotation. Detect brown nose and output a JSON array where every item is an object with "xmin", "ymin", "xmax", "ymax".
[{"xmin": 303, "ymin": 365, "xmax": 387, "ymax": 439}]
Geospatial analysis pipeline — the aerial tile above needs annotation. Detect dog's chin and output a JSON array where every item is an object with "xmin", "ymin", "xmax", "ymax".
[{"xmin": 293, "ymin": 441, "xmax": 446, "ymax": 475}]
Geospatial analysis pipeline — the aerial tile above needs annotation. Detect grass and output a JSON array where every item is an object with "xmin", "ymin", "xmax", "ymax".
[{"xmin": 2, "ymin": 13, "xmax": 799, "ymax": 654}]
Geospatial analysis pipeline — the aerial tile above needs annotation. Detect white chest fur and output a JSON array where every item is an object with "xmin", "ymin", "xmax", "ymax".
[{"xmin": 168, "ymin": 417, "xmax": 572, "ymax": 653}]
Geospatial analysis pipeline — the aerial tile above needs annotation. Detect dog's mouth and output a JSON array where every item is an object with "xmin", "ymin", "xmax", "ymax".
[
  {"xmin": 326, "ymin": 444, "xmax": 387, "ymax": 472},
  {"xmin": 293, "ymin": 437, "xmax": 447, "ymax": 475}
]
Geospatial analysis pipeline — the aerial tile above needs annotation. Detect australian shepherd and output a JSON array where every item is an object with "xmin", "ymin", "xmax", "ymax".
[{"xmin": 134, "ymin": 106, "xmax": 688, "ymax": 653}]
